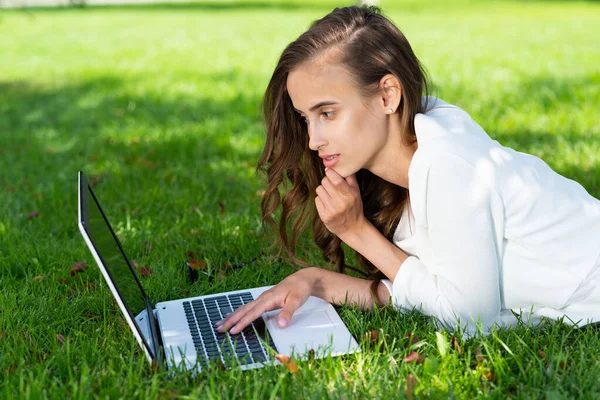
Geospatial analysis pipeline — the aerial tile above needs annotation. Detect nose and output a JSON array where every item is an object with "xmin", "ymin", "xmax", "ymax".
[{"xmin": 307, "ymin": 123, "xmax": 327, "ymax": 152}]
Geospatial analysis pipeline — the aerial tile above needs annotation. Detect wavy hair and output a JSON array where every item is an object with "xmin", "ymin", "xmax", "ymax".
[{"xmin": 257, "ymin": 5, "xmax": 430, "ymax": 279}]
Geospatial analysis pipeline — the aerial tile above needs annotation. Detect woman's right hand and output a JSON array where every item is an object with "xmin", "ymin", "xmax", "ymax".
[{"xmin": 215, "ymin": 267, "xmax": 317, "ymax": 335}]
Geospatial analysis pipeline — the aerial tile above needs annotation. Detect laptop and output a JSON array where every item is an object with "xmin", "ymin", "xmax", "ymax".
[{"xmin": 77, "ymin": 171, "xmax": 360, "ymax": 372}]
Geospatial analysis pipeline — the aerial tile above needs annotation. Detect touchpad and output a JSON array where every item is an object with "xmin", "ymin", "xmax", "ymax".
[{"xmin": 265, "ymin": 310, "xmax": 333, "ymax": 330}]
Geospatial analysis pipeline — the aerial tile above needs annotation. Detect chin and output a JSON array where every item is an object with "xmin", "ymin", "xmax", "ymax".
[{"xmin": 330, "ymin": 166, "xmax": 356, "ymax": 179}]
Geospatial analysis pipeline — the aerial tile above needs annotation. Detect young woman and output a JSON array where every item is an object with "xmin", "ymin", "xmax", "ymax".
[{"xmin": 216, "ymin": 6, "xmax": 600, "ymax": 337}]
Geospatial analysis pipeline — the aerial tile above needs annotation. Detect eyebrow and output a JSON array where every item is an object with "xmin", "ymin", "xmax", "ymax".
[{"xmin": 293, "ymin": 101, "xmax": 339, "ymax": 114}]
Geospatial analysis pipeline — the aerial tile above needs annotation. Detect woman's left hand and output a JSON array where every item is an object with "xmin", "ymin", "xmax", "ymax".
[{"xmin": 315, "ymin": 168, "xmax": 366, "ymax": 238}]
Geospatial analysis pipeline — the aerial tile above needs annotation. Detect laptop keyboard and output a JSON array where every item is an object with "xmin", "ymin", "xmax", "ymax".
[{"xmin": 183, "ymin": 292, "xmax": 277, "ymax": 369}]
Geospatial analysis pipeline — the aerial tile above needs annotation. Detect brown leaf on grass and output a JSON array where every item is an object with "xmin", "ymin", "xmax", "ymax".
[
  {"xmin": 475, "ymin": 349, "xmax": 487, "ymax": 364},
  {"xmin": 402, "ymin": 351, "xmax": 424, "ymax": 364},
  {"xmin": 216, "ymin": 361, "xmax": 227, "ymax": 372},
  {"xmin": 139, "ymin": 267, "xmax": 154, "ymax": 277},
  {"xmin": 363, "ymin": 329, "xmax": 379, "ymax": 343},
  {"xmin": 404, "ymin": 332, "xmax": 420, "ymax": 347},
  {"xmin": 32, "ymin": 275, "xmax": 45, "ymax": 281},
  {"xmin": 537, "ymin": 350, "xmax": 546, "ymax": 359},
  {"xmin": 84, "ymin": 313, "xmax": 99, "ymax": 319},
  {"xmin": 56, "ymin": 334, "xmax": 66, "ymax": 345},
  {"xmin": 70, "ymin": 262, "xmax": 89, "ymax": 276},
  {"xmin": 188, "ymin": 259, "xmax": 207, "ymax": 270},
  {"xmin": 308, "ymin": 349, "xmax": 315, "ymax": 361},
  {"xmin": 27, "ymin": 210, "xmax": 39, "ymax": 220},
  {"xmin": 406, "ymin": 373, "xmax": 417, "ymax": 400},
  {"xmin": 483, "ymin": 370, "xmax": 495, "ymax": 382},
  {"xmin": 451, "ymin": 336, "xmax": 463, "ymax": 354},
  {"xmin": 274, "ymin": 353, "xmax": 298, "ymax": 373},
  {"xmin": 58, "ymin": 278, "xmax": 69, "ymax": 285},
  {"xmin": 218, "ymin": 201, "xmax": 225, "ymax": 215}
]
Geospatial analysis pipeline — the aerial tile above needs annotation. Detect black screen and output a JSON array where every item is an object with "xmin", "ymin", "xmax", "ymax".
[{"xmin": 80, "ymin": 174, "xmax": 155, "ymax": 359}]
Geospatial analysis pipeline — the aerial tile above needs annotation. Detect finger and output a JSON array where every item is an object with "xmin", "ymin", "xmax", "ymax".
[
  {"xmin": 229, "ymin": 295, "xmax": 279, "ymax": 334},
  {"xmin": 276, "ymin": 294, "xmax": 305, "ymax": 328},
  {"xmin": 315, "ymin": 196, "xmax": 326, "ymax": 217},
  {"xmin": 325, "ymin": 169, "xmax": 351, "ymax": 196},
  {"xmin": 345, "ymin": 173, "xmax": 359, "ymax": 189},
  {"xmin": 216, "ymin": 301, "xmax": 257, "ymax": 332},
  {"xmin": 325, "ymin": 168, "xmax": 345, "ymax": 186},
  {"xmin": 315, "ymin": 185, "xmax": 332, "ymax": 204},
  {"xmin": 320, "ymin": 177, "xmax": 339, "ymax": 198}
]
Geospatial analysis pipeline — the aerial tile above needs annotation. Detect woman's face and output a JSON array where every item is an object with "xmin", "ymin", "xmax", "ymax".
[{"xmin": 286, "ymin": 57, "xmax": 392, "ymax": 178}]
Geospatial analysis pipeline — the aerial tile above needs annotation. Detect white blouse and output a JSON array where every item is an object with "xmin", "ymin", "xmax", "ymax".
[{"xmin": 381, "ymin": 97, "xmax": 600, "ymax": 336}]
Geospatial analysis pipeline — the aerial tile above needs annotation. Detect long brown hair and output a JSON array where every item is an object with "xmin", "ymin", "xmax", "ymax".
[{"xmin": 257, "ymin": 5, "xmax": 430, "ymax": 279}]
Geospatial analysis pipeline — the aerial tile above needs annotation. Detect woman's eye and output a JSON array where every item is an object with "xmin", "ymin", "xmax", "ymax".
[{"xmin": 321, "ymin": 111, "xmax": 333, "ymax": 118}]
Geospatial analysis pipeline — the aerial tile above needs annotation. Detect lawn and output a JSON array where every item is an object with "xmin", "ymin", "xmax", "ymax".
[{"xmin": 1, "ymin": 0, "xmax": 600, "ymax": 398}]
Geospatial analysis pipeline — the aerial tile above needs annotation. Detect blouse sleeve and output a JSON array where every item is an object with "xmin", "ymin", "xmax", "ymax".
[{"xmin": 383, "ymin": 153, "xmax": 504, "ymax": 330}]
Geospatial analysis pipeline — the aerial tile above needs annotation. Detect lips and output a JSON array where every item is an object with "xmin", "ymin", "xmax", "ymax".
[{"xmin": 321, "ymin": 154, "xmax": 339, "ymax": 169}]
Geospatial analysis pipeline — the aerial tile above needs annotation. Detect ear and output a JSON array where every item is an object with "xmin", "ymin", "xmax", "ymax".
[{"xmin": 378, "ymin": 74, "xmax": 402, "ymax": 115}]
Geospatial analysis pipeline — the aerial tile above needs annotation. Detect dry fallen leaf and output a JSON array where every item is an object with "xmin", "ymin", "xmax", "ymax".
[
  {"xmin": 451, "ymin": 336, "xmax": 463, "ymax": 354},
  {"xmin": 27, "ymin": 210, "xmax": 39, "ymax": 220},
  {"xmin": 139, "ymin": 267, "xmax": 154, "ymax": 277},
  {"xmin": 537, "ymin": 350, "xmax": 546, "ymax": 359},
  {"xmin": 404, "ymin": 332, "xmax": 420, "ymax": 347},
  {"xmin": 188, "ymin": 259, "xmax": 207, "ymax": 270},
  {"xmin": 475, "ymin": 349, "xmax": 487, "ymax": 364},
  {"xmin": 218, "ymin": 201, "xmax": 225, "ymax": 215},
  {"xmin": 70, "ymin": 262, "xmax": 89, "ymax": 276},
  {"xmin": 483, "ymin": 370, "xmax": 495, "ymax": 381},
  {"xmin": 363, "ymin": 329, "xmax": 379, "ymax": 343},
  {"xmin": 274, "ymin": 353, "xmax": 298, "ymax": 373},
  {"xmin": 56, "ymin": 334, "xmax": 66, "ymax": 345},
  {"xmin": 402, "ymin": 351, "xmax": 424, "ymax": 364}
]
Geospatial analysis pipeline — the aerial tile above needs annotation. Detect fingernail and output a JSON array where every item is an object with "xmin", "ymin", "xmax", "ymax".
[
  {"xmin": 230, "ymin": 325, "xmax": 238, "ymax": 334},
  {"xmin": 216, "ymin": 325, "xmax": 223, "ymax": 332},
  {"xmin": 215, "ymin": 321, "xmax": 222, "ymax": 327},
  {"xmin": 278, "ymin": 317, "xmax": 288, "ymax": 328}
]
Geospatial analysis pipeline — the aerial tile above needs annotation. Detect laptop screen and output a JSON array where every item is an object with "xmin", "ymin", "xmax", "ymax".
[{"xmin": 79, "ymin": 173, "xmax": 156, "ymax": 360}]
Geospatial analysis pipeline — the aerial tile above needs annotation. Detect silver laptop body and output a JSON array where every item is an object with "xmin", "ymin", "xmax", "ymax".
[{"xmin": 77, "ymin": 171, "xmax": 360, "ymax": 372}]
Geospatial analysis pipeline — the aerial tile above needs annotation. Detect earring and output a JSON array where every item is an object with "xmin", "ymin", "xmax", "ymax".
[{"xmin": 387, "ymin": 108, "xmax": 394, "ymax": 114}]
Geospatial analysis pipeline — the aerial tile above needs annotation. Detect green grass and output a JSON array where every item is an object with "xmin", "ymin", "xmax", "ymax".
[{"xmin": 1, "ymin": 0, "xmax": 600, "ymax": 397}]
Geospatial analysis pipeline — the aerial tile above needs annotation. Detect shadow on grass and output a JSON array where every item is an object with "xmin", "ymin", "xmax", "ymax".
[{"xmin": 0, "ymin": 72, "xmax": 270, "ymax": 259}]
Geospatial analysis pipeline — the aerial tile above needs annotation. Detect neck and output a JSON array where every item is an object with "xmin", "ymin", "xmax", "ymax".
[{"xmin": 366, "ymin": 116, "xmax": 417, "ymax": 188}]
